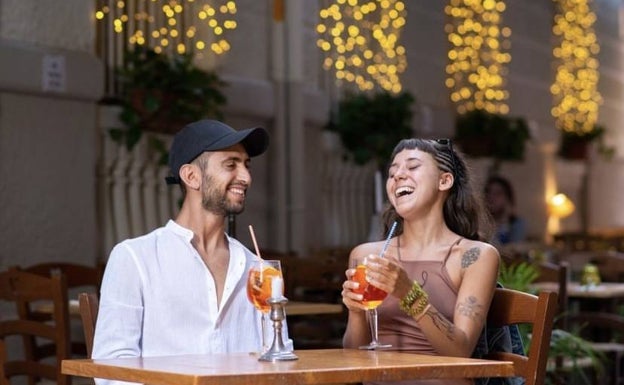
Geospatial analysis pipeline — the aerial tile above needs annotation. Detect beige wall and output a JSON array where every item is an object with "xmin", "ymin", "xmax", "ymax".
[
  {"xmin": 0, "ymin": 46, "xmax": 103, "ymax": 269},
  {"xmin": 0, "ymin": 0, "xmax": 94, "ymax": 52}
]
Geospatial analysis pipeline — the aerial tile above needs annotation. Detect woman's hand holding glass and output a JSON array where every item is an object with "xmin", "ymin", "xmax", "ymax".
[{"xmin": 345, "ymin": 254, "xmax": 391, "ymax": 350}]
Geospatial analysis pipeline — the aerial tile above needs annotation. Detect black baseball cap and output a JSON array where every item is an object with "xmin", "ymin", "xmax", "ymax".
[{"xmin": 165, "ymin": 119, "xmax": 269, "ymax": 185}]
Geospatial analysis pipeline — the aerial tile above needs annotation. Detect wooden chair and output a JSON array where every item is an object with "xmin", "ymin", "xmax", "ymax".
[
  {"xmin": 288, "ymin": 254, "xmax": 346, "ymax": 303},
  {"xmin": 588, "ymin": 252, "xmax": 624, "ymax": 282},
  {"xmin": 535, "ymin": 261, "xmax": 569, "ymax": 328},
  {"xmin": 16, "ymin": 262, "xmax": 104, "ymax": 358},
  {"xmin": 19, "ymin": 261, "xmax": 104, "ymax": 293},
  {"xmin": 285, "ymin": 255, "xmax": 347, "ymax": 349},
  {"xmin": 484, "ymin": 288, "xmax": 558, "ymax": 385},
  {"xmin": 0, "ymin": 269, "xmax": 71, "ymax": 385},
  {"xmin": 77, "ymin": 293, "xmax": 99, "ymax": 358}
]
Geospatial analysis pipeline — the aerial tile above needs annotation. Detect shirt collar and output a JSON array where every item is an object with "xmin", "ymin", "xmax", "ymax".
[
  {"xmin": 166, "ymin": 219, "xmax": 194, "ymax": 242},
  {"xmin": 166, "ymin": 219, "xmax": 246, "ymax": 266}
]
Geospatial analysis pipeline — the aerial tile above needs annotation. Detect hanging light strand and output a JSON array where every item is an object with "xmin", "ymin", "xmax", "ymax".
[
  {"xmin": 550, "ymin": 0, "xmax": 602, "ymax": 134},
  {"xmin": 316, "ymin": 0, "xmax": 407, "ymax": 94},
  {"xmin": 444, "ymin": 0, "xmax": 511, "ymax": 115},
  {"xmin": 95, "ymin": 0, "xmax": 237, "ymax": 56}
]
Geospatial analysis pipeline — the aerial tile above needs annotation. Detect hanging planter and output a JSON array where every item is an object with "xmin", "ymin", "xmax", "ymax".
[
  {"xmin": 110, "ymin": 46, "xmax": 227, "ymax": 153},
  {"xmin": 326, "ymin": 91, "xmax": 415, "ymax": 170},
  {"xmin": 558, "ymin": 124, "xmax": 614, "ymax": 161},
  {"xmin": 454, "ymin": 109, "xmax": 531, "ymax": 161}
]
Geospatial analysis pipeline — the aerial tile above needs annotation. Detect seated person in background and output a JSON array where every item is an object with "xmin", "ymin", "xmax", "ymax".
[
  {"xmin": 484, "ymin": 175, "xmax": 526, "ymax": 246},
  {"xmin": 92, "ymin": 120, "xmax": 282, "ymax": 383},
  {"xmin": 342, "ymin": 138, "xmax": 500, "ymax": 385}
]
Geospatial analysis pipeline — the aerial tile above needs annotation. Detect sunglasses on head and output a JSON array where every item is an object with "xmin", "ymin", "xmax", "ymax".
[{"xmin": 433, "ymin": 138, "xmax": 457, "ymax": 173}]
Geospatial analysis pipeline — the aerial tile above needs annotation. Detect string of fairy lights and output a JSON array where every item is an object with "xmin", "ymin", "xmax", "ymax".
[
  {"xmin": 550, "ymin": 0, "xmax": 602, "ymax": 134},
  {"xmin": 94, "ymin": 0, "xmax": 602, "ymax": 132},
  {"xmin": 444, "ymin": 0, "xmax": 511, "ymax": 115},
  {"xmin": 316, "ymin": 0, "xmax": 407, "ymax": 94},
  {"xmin": 94, "ymin": 0, "xmax": 237, "ymax": 57}
]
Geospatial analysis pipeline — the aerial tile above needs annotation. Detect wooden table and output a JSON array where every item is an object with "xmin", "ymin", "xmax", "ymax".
[
  {"xmin": 62, "ymin": 349, "xmax": 515, "ymax": 385},
  {"xmin": 532, "ymin": 281, "xmax": 624, "ymax": 299},
  {"xmin": 287, "ymin": 301, "xmax": 343, "ymax": 316},
  {"xmin": 532, "ymin": 281, "xmax": 624, "ymax": 314},
  {"xmin": 37, "ymin": 299, "xmax": 343, "ymax": 318}
]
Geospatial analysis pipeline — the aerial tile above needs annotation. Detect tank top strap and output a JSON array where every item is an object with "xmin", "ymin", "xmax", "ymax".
[{"xmin": 443, "ymin": 237, "xmax": 463, "ymax": 265}]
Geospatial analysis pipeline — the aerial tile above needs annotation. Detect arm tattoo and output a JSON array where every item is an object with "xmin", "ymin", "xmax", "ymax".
[
  {"xmin": 461, "ymin": 247, "xmax": 480, "ymax": 268},
  {"xmin": 456, "ymin": 295, "xmax": 483, "ymax": 322},
  {"xmin": 426, "ymin": 308, "xmax": 456, "ymax": 341}
]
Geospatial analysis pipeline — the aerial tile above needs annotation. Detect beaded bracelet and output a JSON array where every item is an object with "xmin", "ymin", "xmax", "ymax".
[{"xmin": 399, "ymin": 281, "xmax": 430, "ymax": 318}]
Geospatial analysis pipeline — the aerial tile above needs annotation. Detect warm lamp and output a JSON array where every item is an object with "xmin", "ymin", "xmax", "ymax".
[{"xmin": 548, "ymin": 193, "xmax": 575, "ymax": 219}]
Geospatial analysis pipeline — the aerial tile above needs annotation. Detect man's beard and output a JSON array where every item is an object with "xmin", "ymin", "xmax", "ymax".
[{"xmin": 201, "ymin": 174, "xmax": 245, "ymax": 216}]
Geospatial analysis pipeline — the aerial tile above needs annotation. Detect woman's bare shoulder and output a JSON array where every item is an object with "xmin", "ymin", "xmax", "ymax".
[{"xmin": 458, "ymin": 239, "xmax": 500, "ymax": 263}]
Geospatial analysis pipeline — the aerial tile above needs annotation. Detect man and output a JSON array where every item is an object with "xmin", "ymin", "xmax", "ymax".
[{"xmin": 92, "ymin": 120, "xmax": 278, "ymax": 374}]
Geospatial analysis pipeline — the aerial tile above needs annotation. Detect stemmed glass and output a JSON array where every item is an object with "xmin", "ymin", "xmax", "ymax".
[
  {"xmin": 246, "ymin": 259, "xmax": 283, "ymax": 353},
  {"xmin": 351, "ymin": 255, "xmax": 392, "ymax": 350}
]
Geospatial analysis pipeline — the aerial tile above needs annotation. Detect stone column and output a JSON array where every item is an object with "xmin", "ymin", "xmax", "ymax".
[{"xmin": 271, "ymin": 0, "xmax": 305, "ymax": 253}]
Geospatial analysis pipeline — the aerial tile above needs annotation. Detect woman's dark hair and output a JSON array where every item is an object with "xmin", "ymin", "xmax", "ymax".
[{"xmin": 381, "ymin": 138, "xmax": 493, "ymax": 241}]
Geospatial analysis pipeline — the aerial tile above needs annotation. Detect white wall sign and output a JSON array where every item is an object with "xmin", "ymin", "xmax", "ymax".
[{"xmin": 42, "ymin": 55, "xmax": 66, "ymax": 92}]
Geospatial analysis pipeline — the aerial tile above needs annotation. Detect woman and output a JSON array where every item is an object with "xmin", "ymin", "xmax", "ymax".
[
  {"xmin": 484, "ymin": 175, "xmax": 527, "ymax": 246},
  {"xmin": 341, "ymin": 138, "xmax": 500, "ymax": 385}
]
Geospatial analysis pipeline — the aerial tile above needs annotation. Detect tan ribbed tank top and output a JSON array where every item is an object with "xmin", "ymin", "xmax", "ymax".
[{"xmin": 367, "ymin": 237, "xmax": 472, "ymax": 385}]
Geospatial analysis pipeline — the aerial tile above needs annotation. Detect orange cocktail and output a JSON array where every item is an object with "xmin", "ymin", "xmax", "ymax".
[
  {"xmin": 247, "ymin": 263, "xmax": 282, "ymax": 313},
  {"xmin": 353, "ymin": 264, "xmax": 388, "ymax": 309}
]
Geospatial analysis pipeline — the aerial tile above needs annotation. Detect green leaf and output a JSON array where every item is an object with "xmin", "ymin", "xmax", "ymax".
[
  {"xmin": 498, "ymin": 261, "xmax": 540, "ymax": 292},
  {"xmin": 112, "ymin": 46, "xmax": 226, "ymax": 152}
]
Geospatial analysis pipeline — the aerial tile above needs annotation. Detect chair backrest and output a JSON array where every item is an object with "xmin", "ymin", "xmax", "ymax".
[
  {"xmin": 0, "ymin": 269, "xmax": 71, "ymax": 385},
  {"xmin": 78, "ymin": 293, "xmax": 99, "ymax": 358},
  {"xmin": 20, "ymin": 262, "xmax": 104, "ymax": 291},
  {"xmin": 535, "ymin": 261, "xmax": 568, "ymax": 328},
  {"xmin": 588, "ymin": 252, "xmax": 624, "ymax": 282},
  {"xmin": 566, "ymin": 311, "xmax": 624, "ymax": 341},
  {"xmin": 287, "ymin": 255, "xmax": 346, "ymax": 303},
  {"xmin": 485, "ymin": 288, "xmax": 558, "ymax": 385},
  {"xmin": 16, "ymin": 262, "xmax": 104, "ymax": 358}
]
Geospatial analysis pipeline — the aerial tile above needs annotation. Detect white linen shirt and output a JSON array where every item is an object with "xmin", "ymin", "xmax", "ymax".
[{"xmin": 92, "ymin": 220, "xmax": 274, "ymax": 384}]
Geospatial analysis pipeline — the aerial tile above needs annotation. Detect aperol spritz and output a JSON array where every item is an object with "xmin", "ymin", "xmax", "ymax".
[
  {"xmin": 246, "ymin": 259, "xmax": 282, "ymax": 352},
  {"xmin": 351, "ymin": 255, "xmax": 391, "ymax": 350}
]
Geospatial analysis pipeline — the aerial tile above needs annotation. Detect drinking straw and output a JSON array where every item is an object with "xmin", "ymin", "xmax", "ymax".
[
  {"xmin": 248, "ymin": 225, "xmax": 264, "ymax": 280},
  {"xmin": 379, "ymin": 221, "xmax": 398, "ymax": 258},
  {"xmin": 248, "ymin": 225, "xmax": 262, "ymax": 258}
]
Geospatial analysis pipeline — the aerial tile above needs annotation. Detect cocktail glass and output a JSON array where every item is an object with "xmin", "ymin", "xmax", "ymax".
[
  {"xmin": 351, "ymin": 255, "xmax": 392, "ymax": 350},
  {"xmin": 246, "ymin": 259, "xmax": 283, "ymax": 352}
]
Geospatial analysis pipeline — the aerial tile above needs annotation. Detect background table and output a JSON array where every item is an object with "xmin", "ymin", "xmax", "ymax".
[
  {"xmin": 532, "ymin": 281, "xmax": 624, "ymax": 299},
  {"xmin": 532, "ymin": 281, "xmax": 624, "ymax": 315},
  {"xmin": 62, "ymin": 349, "xmax": 515, "ymax": 385},
  {"xmin": 37, "ymin": 299, "xmax": 343, "ymax": 318}
]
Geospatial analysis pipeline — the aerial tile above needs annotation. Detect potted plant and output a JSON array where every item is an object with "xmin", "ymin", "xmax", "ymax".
[
  {"xmin": 558, "ymin": 124, "xmax": 615, "ymax": 160},
  {"xmin": 454, "ymin": 109, "xmax": 531, "ymax": 162},
  {"xmin": 326, "ymin": 90, "xmax": 415, "ymax": 170},
  {"xmin": 109, "ymin": 46, "xmax": 227, "ymax": 154}
]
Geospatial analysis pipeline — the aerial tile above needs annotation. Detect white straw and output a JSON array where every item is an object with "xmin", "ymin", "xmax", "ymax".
[{"xmin": 379, "ymin": 221, "xmax": 398, "ymax": 258}]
